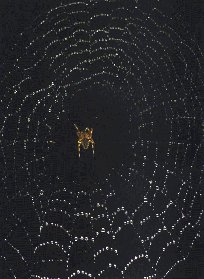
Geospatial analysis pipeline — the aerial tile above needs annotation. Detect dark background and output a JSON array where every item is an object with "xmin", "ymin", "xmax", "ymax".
[{"xmin": 0, "ymin": 1, "xmax": 204, "ymax": 278}]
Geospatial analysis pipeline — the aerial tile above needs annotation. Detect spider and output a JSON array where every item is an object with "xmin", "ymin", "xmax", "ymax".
[{"xmin": 74, "ymin": 124, "xmax": 95, "ymax": 157}]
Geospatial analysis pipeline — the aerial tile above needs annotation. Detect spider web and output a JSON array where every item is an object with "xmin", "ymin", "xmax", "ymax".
[{"xmin": 1, "ymin": 1, "xmax": 204, "ymax": 279}]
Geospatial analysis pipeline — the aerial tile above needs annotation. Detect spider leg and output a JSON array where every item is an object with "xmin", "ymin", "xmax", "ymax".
[
  {"xmin": 74, "ymin": 123, "xmax": 80, "ymax": 132},
  {"xmin": 78, "ymin": 141, "xmax": 81, "ymax": 158},
  {"xmin": 91, "ymin": 140, "xmax": 95, "ymax": 156}
]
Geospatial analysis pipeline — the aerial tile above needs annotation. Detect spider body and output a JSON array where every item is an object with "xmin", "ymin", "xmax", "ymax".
[{"xmin": 74, "ymin": 124, "xmax": 95, "ymax": 157}]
